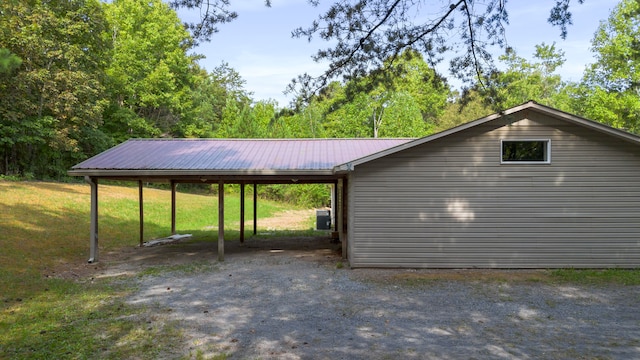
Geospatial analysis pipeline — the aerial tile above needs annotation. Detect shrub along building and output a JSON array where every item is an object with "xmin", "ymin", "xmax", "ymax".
[{"xmin": 70, "ymin": 101, "xmax": 640, "ymax": 268}]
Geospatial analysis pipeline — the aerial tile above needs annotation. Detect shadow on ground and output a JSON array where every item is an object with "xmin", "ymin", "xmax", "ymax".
[{"xmin": 83, "ymin": 236, "xmax": 342, "ymax": 279}]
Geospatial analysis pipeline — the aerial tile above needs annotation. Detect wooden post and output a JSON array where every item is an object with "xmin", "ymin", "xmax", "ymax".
[
  {"xmin": 170, "ymin": 180, "xmax": 176, "ymax": 235},
  {"xmin": 86, "ymin": 176, "xmax": 99, "ymax": 263},
  {"xmin": 240, "ymin": 183, "xmax": 245, "ymax": 243},
  {"xmin": 139, "ymin": 180, "xmax": 144, "ymax": 247},
  {"xmin": 218, "ymin": 181, "xmax": 224, "ymax": 261},
  {"xmin": 253, "ymin": 183, "xmax": 257, "ymax": 235}
]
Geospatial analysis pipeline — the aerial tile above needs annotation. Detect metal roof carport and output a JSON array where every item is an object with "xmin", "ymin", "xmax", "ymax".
[{"xmin": 68, "ymin": 138, "xmax": 412, "ymax": 263}]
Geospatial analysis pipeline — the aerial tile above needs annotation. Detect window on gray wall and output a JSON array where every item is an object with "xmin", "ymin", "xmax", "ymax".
[{"xmin": 501, "ymin": 140, "xmax": 550, "ymax": 164}]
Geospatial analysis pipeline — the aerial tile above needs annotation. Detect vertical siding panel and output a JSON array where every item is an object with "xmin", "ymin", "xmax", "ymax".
[{"xmin": 349, "ymin": 111, "xmax": 640, "ymax": 268}]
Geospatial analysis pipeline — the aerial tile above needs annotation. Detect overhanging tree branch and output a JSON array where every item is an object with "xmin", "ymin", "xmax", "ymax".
[
  {"xmin": 321, "ymin": 0, "xmax": 404, "ymax": 85},
  {"xmin": 169, "ymin": 0, "xmax": 584, "ymax": 99},
  {"xmin": 463, "ymin": 0, "xmax": 484, "ymax": 88}
]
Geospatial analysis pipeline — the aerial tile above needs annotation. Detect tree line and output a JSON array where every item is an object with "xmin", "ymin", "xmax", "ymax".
[{"xmin": 0, "ymin": 0, "xmax": 638, "ymax": 181}]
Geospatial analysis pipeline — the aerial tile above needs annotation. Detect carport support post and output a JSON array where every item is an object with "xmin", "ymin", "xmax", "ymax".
[
  {"xmin": 138, "ymin": 180, "xmax": 144, "ymax": 247},
  {"xmin": 331, "ymin": 183, "xmax": 337, "ymax": 231},
  {"xmin": 240, "ymin": 182, "xmax": 245, "ymax": 243},
  {"xmin": 253, "ymin": 183, "xmax": 257, "ymax": 235},
  {"xmin": 86, "ymin": 176, "xmax": 99, "ymax": 263},
  {"xmin": 337, "ymin": 178, "xmax": 346, "ymax": 259},
  {"xmin": 218, "ymin": 181, "xmax": 225, "ymax": 261},
  {"xmin": 170, "ymin": 180, "xmax": 176, "ymax": 235}
]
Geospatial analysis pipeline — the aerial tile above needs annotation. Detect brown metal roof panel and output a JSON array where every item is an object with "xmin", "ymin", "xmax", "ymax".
[
  {"xmin": 187, "ymin": 142, "xmax": 241, "ymax": 170},
  {"xmin": 71, "ymin": 138, "xmax": 414, "ymax": 172}
]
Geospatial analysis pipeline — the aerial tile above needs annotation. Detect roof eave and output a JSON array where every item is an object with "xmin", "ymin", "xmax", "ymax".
[
  {"xmin": 525, "ymin": 102, "xmax": 640, "ymax": 145},
  {"xmin": 68, "ymin": 169, "xmax": 337, "ymax": 178}
]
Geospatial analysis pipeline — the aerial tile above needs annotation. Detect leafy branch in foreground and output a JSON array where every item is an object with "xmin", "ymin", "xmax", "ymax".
[
  {"xmin": 168, "ymin": 0, "xmax": 583, "ymax": 100},
  {"xmin": 168, "ymin": 0, "xmax": 272, "ymax": 44},
  {"xmin": 285, "ymin": 0, "xmax": 582, "ymax": 99}
]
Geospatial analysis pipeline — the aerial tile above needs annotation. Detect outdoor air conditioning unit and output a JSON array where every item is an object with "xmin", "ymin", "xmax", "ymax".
[{"xmin": 316, "ymin": 209, "xmax": 331, "ymax": 230}]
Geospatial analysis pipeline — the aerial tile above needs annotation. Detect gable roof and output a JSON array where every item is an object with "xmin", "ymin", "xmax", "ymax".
[
  {"xmin": 334, "ymin": 101, "xmax": 640, "ymax": 172},
  {"xmin": 69, "ymin": 138, "xmax": 413, "ymax": 178}
]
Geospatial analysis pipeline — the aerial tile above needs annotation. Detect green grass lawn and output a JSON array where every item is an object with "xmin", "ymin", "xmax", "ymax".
[{"xmin": 0, "ymin": 180, "xmax": 303, "ymax": 295}]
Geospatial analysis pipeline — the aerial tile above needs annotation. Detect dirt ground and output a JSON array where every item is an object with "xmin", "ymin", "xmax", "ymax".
[
  {"xmin": 51, "ymin": 209, "xmax": 328, "ymax": 279},
  {"xmin": 59, "ymin": 234, "xmax": 552, "ymax": 285},
  {"xmin": 120, "ymin": 238, "xmax": 640, "ymax": 359},
  {"xmin": 53, "ymin": 209, "xmax": 561, "ymax": 285},
  {"xmin": 250, "ymin": 209, "xmax": 316, "ymax": 230},
  {"xmin": 86, "ymin": 235, "xmax": 341, "ymax": 279},
  {"xmin": 49, "ymin": 224, "xmax": 640, "ymax": 359}
]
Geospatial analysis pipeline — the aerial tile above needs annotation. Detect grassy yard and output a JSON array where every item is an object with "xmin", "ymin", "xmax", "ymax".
[
  {"xmin": 0, "ymin": 181, "xmax": 302, "ymax": 291},
  {"xmin": 0, "ymin": 180, "xmax": 311, "ymax": 359}
]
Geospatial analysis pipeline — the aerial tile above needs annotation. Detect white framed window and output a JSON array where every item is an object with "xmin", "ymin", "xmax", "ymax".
[{"xmin": 501, "ymin": 139, "xmax": 551, "ymax": 164}]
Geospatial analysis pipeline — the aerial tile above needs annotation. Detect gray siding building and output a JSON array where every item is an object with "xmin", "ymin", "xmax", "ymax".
[{"xmin": 342, "ymin": 102, "xmax": 640, "ymax": 268}]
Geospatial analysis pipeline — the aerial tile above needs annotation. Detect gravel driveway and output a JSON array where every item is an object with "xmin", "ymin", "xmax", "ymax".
[{"xmin": 117, "ymin": 238, "xmax": 640, "ymax": 359}]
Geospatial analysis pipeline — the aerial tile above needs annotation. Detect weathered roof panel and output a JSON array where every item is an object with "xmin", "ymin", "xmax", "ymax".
[{"xmin": 70, "ymin": 138, "xmax": 413, "ymax": 177}]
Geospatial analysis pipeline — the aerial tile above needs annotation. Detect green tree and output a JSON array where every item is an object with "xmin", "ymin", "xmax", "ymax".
[
  {"xmin": 104, "ymin": 0, "xmax": 197, "ymax": 136},
  {"xmin": 172, "ymin": 67, "xmax": 215, "ymax": 138},
  {"xmin": 578, "ymin": 0, "xmax": 640, "ymax": 133},
  {"xmin": 380, "ymin": 92, "xmax": 430, "ymax": 137},
  {"xmin": 101, "ymin": 105, "xmax": 161, "ymax": 143},
  {"xmin": 0, "ymin": 48, "xmax": 21, "ymax": 73},
  {"xmin": 482, "ymin": 43, "xmax": 570, "ymax": 110},
  {"xmin": 323, "ymin": 90, "xmax": 373, "ymax": 138},
  {"xmin": 251, "ymin": 100, "xmax": 277, "ymax": 138},
  {"xmin": 437, "ymin": 89, "xmax": 493, "ymax": 131},
  {"xmin": 216, "ymin": 95, "xmax": 248, "ymax": 138},
  {"xmin": 296, "ymin": 82, "xmax": 342, "ymax": 138},
  {"xmin": 0, "ymin": 0, "xmax": 110, "ymax": 177},
  {"xmin": 174, "ymin": 63, "xmax": 255, "ymax": 138},
  {"xmin": 321, "ymin": 50, "xmax": 449, "ymax": 138}
]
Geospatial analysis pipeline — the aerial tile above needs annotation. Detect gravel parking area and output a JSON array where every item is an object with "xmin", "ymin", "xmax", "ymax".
[{"xmin": 114, "ymin": 238, "xmax": 640, "ymax": 359}]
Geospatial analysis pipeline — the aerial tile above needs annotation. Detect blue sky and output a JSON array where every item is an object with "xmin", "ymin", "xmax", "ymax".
[{"xmin": 182, "ymin": 1, "xmax": 617, "ymax": 105}]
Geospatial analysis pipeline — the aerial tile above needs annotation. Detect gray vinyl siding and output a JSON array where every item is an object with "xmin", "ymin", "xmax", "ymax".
[{"xmin": 349, "ymin": 111, "xmax": 640, "ymax": 268}]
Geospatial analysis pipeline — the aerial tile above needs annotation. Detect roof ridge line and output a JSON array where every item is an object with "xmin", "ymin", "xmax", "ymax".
[{"xmin": 126, "ymin": 138, "xmax": 417, "ymax": 141}]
